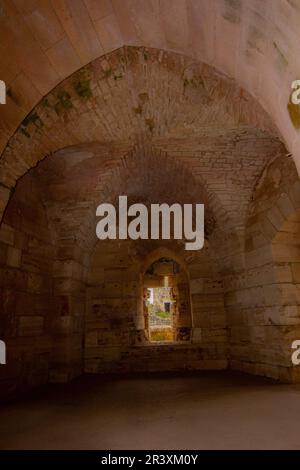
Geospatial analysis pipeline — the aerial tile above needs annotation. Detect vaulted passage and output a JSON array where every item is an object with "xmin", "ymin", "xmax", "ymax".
[{"xmin": 1, "ymin": 3, "xmax": 300, "ymax": 450}]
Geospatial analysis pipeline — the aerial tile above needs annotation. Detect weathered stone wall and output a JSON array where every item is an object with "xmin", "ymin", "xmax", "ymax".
[
  {"xmin": 85, "ymin": 240, "xmax": 228, "ymax": 374},
  {"xmin": 1, "ymin": 41, "xmax": 300, "ymax": 396},
  {"xmin": 189, "ymin": 253, "xmax": 227, "ymax": 358},
  {"xmin": 0, "ymin": 174, "xmax": 56, "ymax": 399},
  {"xmin": 2, "ymin": 151, "xmax": 300, "ymax": 393},
  {"xmin": 50, "ymin": 250, "xmax": 88, "ymax": 383},
  {"xmin": 226, "ymin": 156, "xmax": 300, "ymax": 382},
  {"xmin": 85, "ymin": 239, "xmax": 139, "ymax": 373}
]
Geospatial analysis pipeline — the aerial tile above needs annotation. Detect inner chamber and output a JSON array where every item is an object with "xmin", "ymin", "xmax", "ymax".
[{"xmin": 1, "ymin": 46, "xmax": 300, "ymax": 401}]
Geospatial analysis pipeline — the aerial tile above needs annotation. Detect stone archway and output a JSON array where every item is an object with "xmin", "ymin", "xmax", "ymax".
[
  {"xmin": 0, "ymin": 43, "xmax": 297, "ymax": 399},
  {"xmin": 227, "ymin": 154, "xmax": 300, "ymax": 382},
  {"xmin": 141, "ymin": 249, "xmax": 193, "ymax": 343},
  {"xmin": 1, "ymin": 1, "xmax": 299, "ymax": 170},
  {"xmin": 0, "ymin": 45, "xmax": 281, "ymax": 224}
]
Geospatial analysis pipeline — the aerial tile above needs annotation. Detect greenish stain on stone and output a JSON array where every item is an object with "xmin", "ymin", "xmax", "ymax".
[
  {"xmin": 183, "ymin": 75, "xmax": 206, "ymax": 90},
  {"xmin": 125, "ymin": 47, "xmax": 138, "ymax": 66},
  {"xmin": 54, "ymin": 90, "xmax": 73, "ymax": 115},
  {"xmin": 20, "ymin": 111, "xmax": 44, "ymax": 137},
  {"xmin": 74, "ymin": 78, "xmax": 92, "ymax": 99},
  {"xmin": 20, "ymin": 127, "xmax": 30, "ymax": 138},
  {"xmin": 41, "ymin": 98, "xmax": 51, "ymax": 108},
  {"xmin": 28, "ymin": 112, "xmax": 43, "ymax": 128}
]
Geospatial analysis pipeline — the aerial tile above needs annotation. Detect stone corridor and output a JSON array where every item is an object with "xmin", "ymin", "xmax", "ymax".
[{"xmin": 1, "ymin": 0, "xmax": 300, "ymax": 450}]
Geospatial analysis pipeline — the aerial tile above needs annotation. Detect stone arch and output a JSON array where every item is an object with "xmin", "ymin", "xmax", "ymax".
[
  {"xmin": 86, "ymin": 234, "xmax": 228, "ymax": 374},
  {"xmin": 1, "ymin": 131, "xmax": 234, "ymax": 384},
  {"xmin": 140, "ymin": 247, "xmax": 193, "ymax": 343},
  {"xmin": 27, "ymin": 140, "xmax": 223, "ymax": 257},
  {"xmin": 0, "ymin": 45, "xmax": 283, "ymax": 225},
  {"xmin": 141, "ymin": 247, "xmax": 189, "ymax": 277},
  {"xmin": 1, "ymin": 1, "xmax": 299, "ymax": 171},
  {"xmin": 1, "ymin": 19, "xmax": 299, "ymax": 394},
  {"xmin": 226, "ymin": 154, "xmax": 300, "ymax": 382}
]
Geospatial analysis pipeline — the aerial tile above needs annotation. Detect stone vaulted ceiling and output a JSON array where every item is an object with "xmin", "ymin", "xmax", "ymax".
[
  {"xmin": 0, "ymin": 0, "xmax": 299, "ymax": 169},
  {"xmin": 0, "ymin": 2, "xmax": 294, "ymax": 264},
  {"xmin": 0, "ymin": 43, "xmax": 286, "ymax": 256}
]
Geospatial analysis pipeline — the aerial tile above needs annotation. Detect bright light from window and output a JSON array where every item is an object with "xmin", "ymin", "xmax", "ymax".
[{"xmin": 148, "ymin": 288, "xmax": 154, "ymax": 304}]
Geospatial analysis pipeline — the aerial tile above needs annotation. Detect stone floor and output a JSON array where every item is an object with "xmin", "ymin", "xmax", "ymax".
[{"xmin": 1, "ymin": 371, "xmax": 300, "ymax": 450}]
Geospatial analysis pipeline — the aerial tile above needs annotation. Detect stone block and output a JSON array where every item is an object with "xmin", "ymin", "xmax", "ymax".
[
  {"xmin": 85, "ymin": 331, "xmax": 98, "ymax": 347},
  {"xmin": 18, "ymin": 316, "xmax": 44, "ymax": 336},
  {"xmin": 291, "ymin": 263, "xmax": 300, "ymax": 283},
  {"xmin": 274, "ymin": 264, "xmax": 293, "ymax": 283},
  {"xmin": 7, "ymin": 246, "xmax": 21, "ymax": 268},
  {"xmin": 190, "ymin": 278, "xmax": 204, "ymax": 294},
  {"xmin": 192, "ymin": 327, "xmax": 202, "ymax": 343},
  {"xmin": 0, "ymin": 224, "xmax": 14, "ymax": 246}
]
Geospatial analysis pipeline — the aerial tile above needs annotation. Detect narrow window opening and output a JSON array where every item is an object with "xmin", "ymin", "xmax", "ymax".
[
  {"xmin": 142, "ymin": 257, "xmax": 191, "ymax": 344},
  {"xmin": 147, "ymin": 286, "xmax": 175, "ymax": 342}
]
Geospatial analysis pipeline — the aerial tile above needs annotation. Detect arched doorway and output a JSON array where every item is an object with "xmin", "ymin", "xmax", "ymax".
[{"xmin": 142, "ymin": 257, "xmax": 192, "ymax": 343}]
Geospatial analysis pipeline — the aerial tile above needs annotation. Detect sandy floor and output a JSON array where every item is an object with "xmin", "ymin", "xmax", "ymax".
[{"xmin": 0, "ymin": 371, "xmax": 300, "ymax": 450}]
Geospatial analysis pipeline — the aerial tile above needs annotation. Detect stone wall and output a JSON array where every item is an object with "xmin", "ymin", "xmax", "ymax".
[
  {"xmin": 0, "ymin": 41, "xmax": 300, "ymax": 398},
  {"xmin": 190, "ymin": 250, "xmax": 229, "ymax": 370},
  {"xmin": 85, "ymin": 239, "xmax": 139, "ymax": 373},
  {"xmin": 1, "ymin": 151, "xmax": 300, "ymax": 395},
  {"xmin": 85, "ymin": 240, "xmax": 228, "ymax": 374},
  {"xmin": 226, "ymin": 156, "xmax": 300, "ymax": 382},
  {"xmin": 0, "ymin": 174, "xmax": 56, "ymax": 399}
]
